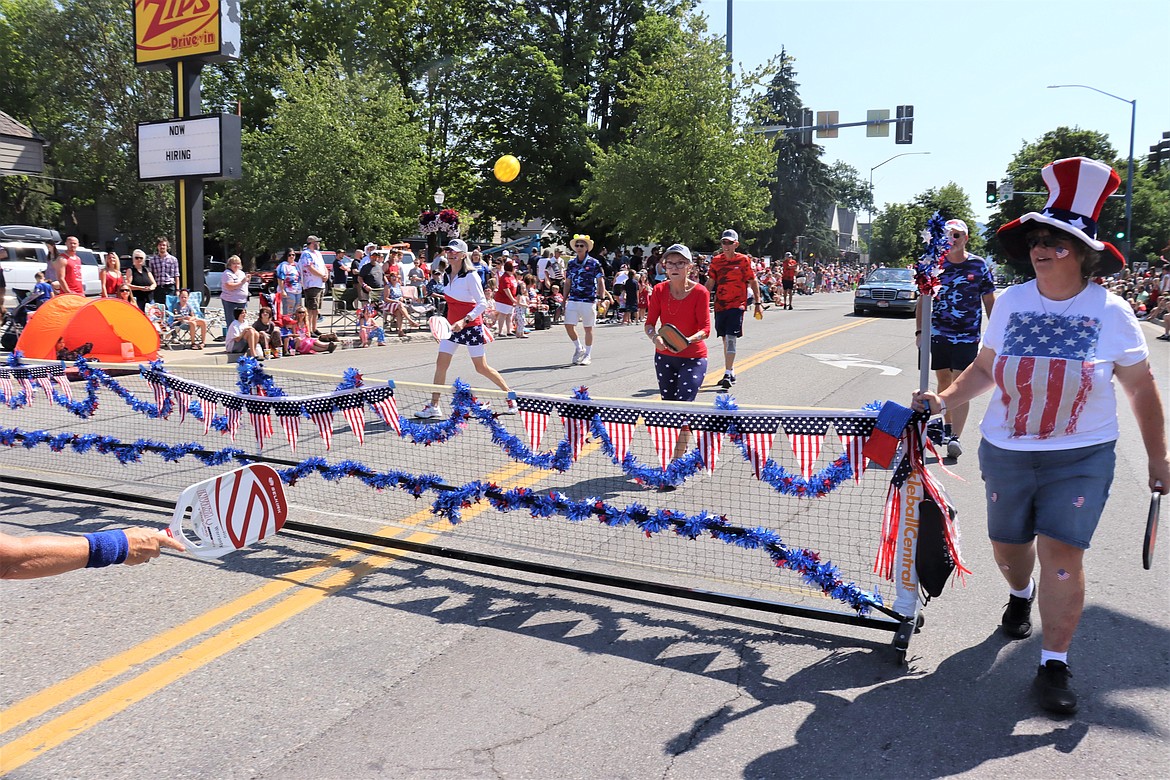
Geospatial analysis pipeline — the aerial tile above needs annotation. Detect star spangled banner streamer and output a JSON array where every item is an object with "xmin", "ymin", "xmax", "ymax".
[
  {"xmin": 596, "ymin": 405, "xmax": 639, "ymax": 464},
  {"xmin": 643, "ymin": 409, "xmax": 689, "ymax": 470},
  {"xmin": 781, "ymin": 417, "xmax": 831, "ymax": 480},
  {"xmin": 833, "ymin": 417, "xmax": 874, "ymax": 483},
  {"xmin": 734, "ymin": 415, "xmax": 780, "ymax": 480},
  {"xmin": 516, "ymin": 396, "xmax": 554, "ymax": 451}
]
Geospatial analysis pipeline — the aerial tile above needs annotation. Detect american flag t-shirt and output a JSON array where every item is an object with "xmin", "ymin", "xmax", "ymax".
[{"xmin": 994, "ymin": 310, "xmax": 1099, "ymax": 439}]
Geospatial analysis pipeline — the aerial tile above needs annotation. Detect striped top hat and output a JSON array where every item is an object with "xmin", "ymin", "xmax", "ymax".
[{"xmin": 997, "ymin": 157, "xmax": 1125, "ymax": 275}]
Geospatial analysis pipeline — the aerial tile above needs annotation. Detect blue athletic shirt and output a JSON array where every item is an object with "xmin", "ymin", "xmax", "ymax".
[{"xmin": 931, "ymin": 253, "xmax": 995, "ymax": 343}]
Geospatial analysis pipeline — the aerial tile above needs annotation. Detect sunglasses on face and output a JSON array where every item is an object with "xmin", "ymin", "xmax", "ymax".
[
  {"xmin": 949, "ymin": 232, "xmax": 965, "ymax": 239},
  {"xmin": 1025, "ymin": 234, "xmax": 1072, "ymax": 252}
]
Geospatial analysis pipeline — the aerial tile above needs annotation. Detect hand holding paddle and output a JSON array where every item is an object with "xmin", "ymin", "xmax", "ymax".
[
  {"xmin": 168, "ymin": 465, "xmax": 288, "ymax": 560},
  {"xmin": 1144, "ymin": 482, "xmax": 1162, "ymax": 570}
]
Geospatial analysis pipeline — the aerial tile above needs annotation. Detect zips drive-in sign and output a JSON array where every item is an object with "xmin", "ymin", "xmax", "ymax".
[{"xmin": 133, "ymin": 0, "xmax": 241, "ymax": 68}]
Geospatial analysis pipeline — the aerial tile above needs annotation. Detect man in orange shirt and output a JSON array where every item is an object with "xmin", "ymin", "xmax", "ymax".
[
  {"xmin": 780, "ymin": 252, "xmax": 798, "ymax": 310},
  {"xmin": 705, "ymin": 229, "xmax": 763, "ymax": 390}
]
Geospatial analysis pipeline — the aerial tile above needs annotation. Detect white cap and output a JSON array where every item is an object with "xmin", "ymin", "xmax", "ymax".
[
  {"xmin": 445, "ymin": 238, "xmax": 468, "ymax": 253},
  {"xmin": 720, "ymin": 229, "xmax": 739, "ymax": 242},
  {"xmin": 663, "ymin": 243, "xmax": 693, "ymax": 262},
  {"xmin": 944, "ymin": 219, "xmax": 969, "ymax": 235}
]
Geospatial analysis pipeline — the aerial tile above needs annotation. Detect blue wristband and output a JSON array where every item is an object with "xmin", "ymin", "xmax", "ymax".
[{"xmin": 84, "ymin": 530, "xmax": 129, "ymax": 568}]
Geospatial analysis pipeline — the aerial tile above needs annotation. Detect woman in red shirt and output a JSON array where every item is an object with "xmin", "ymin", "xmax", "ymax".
[
  {"xmin": 493, "ymin": 259, "xmax": 519, "ymax": 337},
  {"xmin": 645, "ymin": 243, "xmax": 711, "ymax": 464}
]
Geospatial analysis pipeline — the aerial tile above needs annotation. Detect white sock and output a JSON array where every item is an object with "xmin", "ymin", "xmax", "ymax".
[
  {"xmin": 575, "ymin": 339, "xmax": 584, "ymax": 350},
  {"xmin": 1040, "ymin": 649, "xmax": 1068, "ymax": 666},
  {"xmin": 1010, "ymin": 579, "xmax": 1035, "ymax": 600},
  {"xmin": 584, "ymin": 345, "xmax": 592, "ymax": 357}
]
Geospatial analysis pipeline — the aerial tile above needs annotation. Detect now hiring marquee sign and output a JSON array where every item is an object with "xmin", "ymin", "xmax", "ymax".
[{"xmin": 137, "ymin": 114, "xmax": 242, "ymax": 182}]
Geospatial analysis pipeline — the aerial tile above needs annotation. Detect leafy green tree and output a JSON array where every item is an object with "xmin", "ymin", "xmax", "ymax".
[
  {"xmin": 207, "ymin": 52, "xmax": 425, "ymax": 252},
  {"xmin": 575, "ymin": 16, "xmax": 773, "ymax": 246},
  {"xmin": 0, "ymin": 0, "xmax": 173, "ymax": 244},
  {"xmin": 870, "ymin": 183, "xmax": 979, "ymax": 266}
]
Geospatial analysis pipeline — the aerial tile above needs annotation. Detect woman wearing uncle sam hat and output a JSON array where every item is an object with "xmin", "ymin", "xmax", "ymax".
[{"xmin": 913, "ymin": 157, "xmax": 1168, "ymax": 716}]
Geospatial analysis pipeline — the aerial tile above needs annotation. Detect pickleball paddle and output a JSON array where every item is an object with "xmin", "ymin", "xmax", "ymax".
[{"xmin": 168, "ymin": 464, "xmax": 288, "ymax": 559}]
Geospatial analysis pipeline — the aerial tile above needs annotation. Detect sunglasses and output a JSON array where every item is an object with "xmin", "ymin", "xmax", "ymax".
[
  {"xmin": 949, "ymin": 232, "xmax": 965, "ymax": 239},
  {"xmin": 1025, "ymin": 234, "xmax": 1072, "ymax": 253}
]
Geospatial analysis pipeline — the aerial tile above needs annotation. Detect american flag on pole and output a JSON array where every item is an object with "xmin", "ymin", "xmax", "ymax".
[
  {"xmin": 994, "ymin": 311, "xmax": 1100, "ymax": 439},
  {"xmin": 736, "ymin": 415, "xmax": 780, "ymax": 480},
  {"xmin": 643, "ymin": 410, "xmax": 690, "ymax": 470},
  {"xmin": 336, "ymin": 392, "xmax": 366, "ymax": 445},
  {"xmin": 274, "ymin": 401, "xmax": 301, "ymax": 452},
  {"xmin": 558, "ymin": 402, "xmax": 594, "ymax": 461},
  {"xmin": 304, "ymin": 396, "xmax": 335, "ymax": 450},
  {"xmin": 367, "ymin": 386, "xmax": 401, "ymax": 435},
  {"xmin": 834, "ymin": 416, "xmax": 875, "ymax": 483},
  {"xmin": 516, "ymin": 397, "xmax": 554, "ymax": 451},
  {"xmin": 54, "ymin": 375, "xmax": 74, "ymax": 402},
  {"xmin": 245, "ymin": 399, "xmax": 272, "ymax": 450},
  {"xmin": 782, "ymin": 417, "xmax": 831, "ymax": 479},
  {"xmin": 596, "ymin": 406, "xmax": 640, "ymax": 463}
]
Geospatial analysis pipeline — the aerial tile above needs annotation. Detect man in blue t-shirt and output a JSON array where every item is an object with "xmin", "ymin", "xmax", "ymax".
[
  {"xmin": 915, "ymin": 218, "xmax": 996, "ymax": 459},
  {"xmin": 562, "ymin": 234, "xmax": 612, "ymax": 365}
]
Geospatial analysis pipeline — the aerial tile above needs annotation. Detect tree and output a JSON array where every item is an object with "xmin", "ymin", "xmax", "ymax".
[
  {"xmin": 870, "ymin": 183, "xmax": 978, "ymax": 266},
  {"xmin": 0, "ymin": 0, "xmax": 173, "ymax": 244},
  {"xmin": 751, "ymin": 51, "xmax": 835, "ymax": 260},
  {"xmin": 575, "ymin": 16, "xmax": 773, "ymax": 246},
  {"xmin": 207, "ymin": 52, "xmax": 425, "ymax": 252}
]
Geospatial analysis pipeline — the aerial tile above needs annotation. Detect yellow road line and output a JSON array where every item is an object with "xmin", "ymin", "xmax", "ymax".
[
  {"xmin": 0, "ymin": 457, "xmax": 559, "ymax": 774},
  {"xmin": 0, "ymin": 459, "xmax": 531, "ymax": 742},
  {"xmin": 703, "ymin": 318, "xmax": 873, "ymax": 385}
]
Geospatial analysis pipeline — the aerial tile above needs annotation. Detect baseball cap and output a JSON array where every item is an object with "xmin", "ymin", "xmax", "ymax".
[
  {"xmin": 720, "ymin": 229, "xmax": 739, "ymax": 242},
  {"xmin": 944, "ymin": 219, "xmax": 969, "ymax": 235},
  {"xmin": 445, "ymin": 238, "xmax": 468, "ymax": 253},
  {"xmin": 663, "ymin": 243, "xmax": 693, "ymax": 262},
  {"xmin": 784, "ymin": 252, "xmax": 794, "ymax": 258},
  {"xmin": 306, "ymin": 234, "xmax": 321, "ymax": 243}
]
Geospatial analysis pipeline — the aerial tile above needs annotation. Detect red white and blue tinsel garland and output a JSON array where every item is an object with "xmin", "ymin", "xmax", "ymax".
[
  {"xmin": 915, "ymin": 211, "xmax": 952, "ymax": 296},
  {"xmin": 0, "ymin": 422, "xmax": 883, "ymax": 615}
]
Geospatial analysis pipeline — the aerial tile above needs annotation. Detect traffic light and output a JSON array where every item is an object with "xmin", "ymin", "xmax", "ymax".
[
  {"xmin": 1115, "ymin": 230, "xmax": 1125, "ymax": 240},
  {"xmin": 798, "ymin": 108, "xmax": 814, "ymax": 146},
  {"xmin": 895, "ymin": 105, "xmax": 914, "ymax": 144},
  {"xmin": 986, "ymin": 181, "xmax": 997, "ymax": 204}
]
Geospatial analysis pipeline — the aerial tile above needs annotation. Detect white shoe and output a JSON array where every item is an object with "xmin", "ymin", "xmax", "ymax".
[
  {"xmin": 579, "ymin": 354, "xmax": 591, "ymax": 365},
  {"xmin": 414, "ymin": 403, "xmax": 441, "ymax": 419},
  {"xmin": 499, "ymin": 400, "xmax": 518, "ymax": 415},
  {"xmin": 571, "ymin": 347, "xmax": 585, "ymax": 365}
]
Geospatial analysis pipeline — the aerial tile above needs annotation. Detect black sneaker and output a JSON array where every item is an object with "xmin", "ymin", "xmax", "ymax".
[
  {"xmin": 926, "ymin": 419, "xmax": 946, "ymax": 446},
  {"xmin": 717, "ymin": 375, "xmax": 732, "ymax": 390},
  {"xmin": 727, "ymin": 373, "xmax": 736, "ymax": 385},
  {"xmin": 1033, "ymin": 660, "xmax": 1078, "ymax": 715},
  {"xmin": 1002, "ymin": 582, "xmax": 1035, "ymax": 639}
]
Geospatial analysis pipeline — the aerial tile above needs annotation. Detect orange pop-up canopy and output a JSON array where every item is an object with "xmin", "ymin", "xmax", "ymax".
[{"xmin": 16, "ymin": 295, "xmax": 160, "ymax": 362}]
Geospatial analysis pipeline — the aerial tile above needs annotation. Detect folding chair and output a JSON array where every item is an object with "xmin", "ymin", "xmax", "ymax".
[
  {"xmin": 150, "ymin": 302, "xmax": 182, "ymax": 349},
  {"xmin": 329, "ymin": 285, "xmax": 359, "ymax": 335}
]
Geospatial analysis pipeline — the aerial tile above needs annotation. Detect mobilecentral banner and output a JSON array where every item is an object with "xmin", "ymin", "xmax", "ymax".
[{"xmin": 133, "ymin": 0, "xmax": 241, "ymax": 67}]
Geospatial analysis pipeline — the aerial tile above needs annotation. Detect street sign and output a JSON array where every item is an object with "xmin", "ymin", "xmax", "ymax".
[
  {"xmin": 816, "ymin": 111, "xmax": 839, "ymax": 138},
  {"xmin": 867, "ymin": 110, "xmax": 890, "ymax": 137},
  {"xmin": 133, "ymin": 0, "xmax": 241, "ymax": 68},
  {"xmin": 137, "ymin": 114, "xmax": 242, "ymax": 182}
]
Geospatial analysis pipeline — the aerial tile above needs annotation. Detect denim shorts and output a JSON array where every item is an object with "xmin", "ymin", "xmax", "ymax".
[{"xmin": 978, "ymin": 439, "xmax": 1116, "ymax": 549}]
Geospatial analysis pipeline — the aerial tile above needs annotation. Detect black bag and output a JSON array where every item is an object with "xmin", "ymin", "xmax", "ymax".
[
  {"xmin": 916, "ymin": 496, "xmax": 956, "ymax": 600},
  {"xmin": 534, "ymin": 310, "xmax": 551, "ymax": 330}
]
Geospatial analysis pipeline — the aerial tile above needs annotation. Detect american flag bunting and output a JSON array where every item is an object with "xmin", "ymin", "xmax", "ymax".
[
  {"xmin": 54, "ymin": 375, "xmax": 73, "ymax": 402},
  {"xmin": 643, "ymin": 410, "xmax": 690, "ymax": 471},
  {"xmin": 782, "ymin": 417, "xmax": 831, "ymax": 479},
  {"xmin": 834, "ymin": 417, "xmax": 874, "ymax": 483},
  {"xmin": 337, "ymin": 393, "xmax": 366, "ymax": 445},
  {"xmin": 274, "ymin": 402, "xmax": 301, "ymax": 452},
  {"xmin": 736, "ymin": 416, "xmax": 780, "ymax": 480},
  {"xmin": 367, "ymin": 387, "xmax": 401, "ymax": 435},
  {"xmin": 304, "ymin": 396, "xmax": 335, "ymax": 450},
  {"xmin": 517, "ymin": 397, "xmax": 554, "ymax": 451},
  {"xmin": 596, "ymin": 406, "xmax": 639, "ymax": 463}
]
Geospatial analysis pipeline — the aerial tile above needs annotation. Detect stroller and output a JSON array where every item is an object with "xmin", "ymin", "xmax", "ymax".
[{"xmin": 1, "ymin": 289, "xmax": 46, "ymax": 352}]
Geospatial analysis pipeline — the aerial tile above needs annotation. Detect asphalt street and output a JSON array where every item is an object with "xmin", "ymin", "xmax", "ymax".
[{"xmin": 2, "ymin": 292, "xmax": 1168, "ymax": 779}]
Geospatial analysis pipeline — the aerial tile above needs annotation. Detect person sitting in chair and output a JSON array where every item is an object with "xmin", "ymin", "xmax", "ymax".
[{"xmin": 171, "ymin": 288, "xmax": 208, "ymax": 349}]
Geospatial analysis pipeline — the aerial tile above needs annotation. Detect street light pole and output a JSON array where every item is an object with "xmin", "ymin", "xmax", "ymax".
[
  {"xmin": 1048, "ymin": 84, "xmax": 1135, "ymax": 260},
  {"xmin": 868, "ymin": 151, "xmax": 931, "ymax": 245}
]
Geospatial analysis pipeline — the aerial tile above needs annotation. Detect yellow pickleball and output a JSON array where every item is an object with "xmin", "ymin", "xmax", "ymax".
[{"xmin": 493, "ymin": 155, "xmax": 520, "ymax": 183}]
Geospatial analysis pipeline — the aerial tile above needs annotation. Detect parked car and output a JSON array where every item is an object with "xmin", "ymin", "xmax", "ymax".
[
  {"xmin": 204, "ymin": 257, "xmax": 225, "ymax": 297},
  {"xmin": 250, "ymin": 250, "xmax": 339, "ymax": 295},
  {"xmin": 853, "ymin": 267, "xmax": 918, "ymax": 316},
  {"xmin": 1, "ymin": 225, "xmax": 102, "ymax": 308}
]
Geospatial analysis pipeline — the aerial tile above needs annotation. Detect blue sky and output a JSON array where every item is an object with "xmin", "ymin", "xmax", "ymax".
[{"xmin": 696, "ymin": 0, "xmax": 1168, "ymax": 225}]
